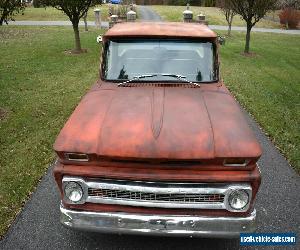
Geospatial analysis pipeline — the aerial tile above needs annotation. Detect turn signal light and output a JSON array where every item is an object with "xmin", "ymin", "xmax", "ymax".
[
  {"xmin": 223, "ymin": 159, "xmax": 249, "ymax": 167},
  {"xmin": 65, "ymin": 153, "xmax": 89, "ymax": 162}
]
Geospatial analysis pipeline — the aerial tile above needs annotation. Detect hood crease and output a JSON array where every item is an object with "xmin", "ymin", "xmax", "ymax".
[
  {"xmin": 201, "ymin": 92, "xmax": 216, "ymax": 158},
  {"xmin": 151, "ymin": 87, "xmax": 165, "ymax": 139}
]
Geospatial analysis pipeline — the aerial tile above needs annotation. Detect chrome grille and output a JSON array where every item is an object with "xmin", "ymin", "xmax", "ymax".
[
  {"xmin": 62, "ymin": 176, "xmax": 252, "ymax": 211},
  {"xmin": 88, "ymin": 188, "xmax": 225, "ymax": 203}
]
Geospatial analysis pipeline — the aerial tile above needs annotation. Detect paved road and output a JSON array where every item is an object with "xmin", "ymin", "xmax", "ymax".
[
  {"xmin": 8, "ymin": 20, "xmax": 300, "ymax": 35},
  {"xmin": 7, "ymin": 20, "xmax": 109, "ymax": 29},
  {"xmin": 0, "ymin": 108, "xmax": 299, "ymax": 250},
  {"xmin": 138, "ymin": 5, "xmax": 162, "ymax": 21},
  {"xmin": 137, "ymin": 5, "xmax": 300, "ymax": 35},
  {"xmin": 209, "ymin": 25, "xmax": 300, "ymax": 34}
]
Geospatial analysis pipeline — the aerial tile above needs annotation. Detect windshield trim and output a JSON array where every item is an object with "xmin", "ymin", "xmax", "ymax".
[
  {"xmin": 101, "ymin": 38, "xmax": 219, "ymax": 83},
  {"xmin": 103, "ymin": 79, "xmax": 219, "ymax": 84}
]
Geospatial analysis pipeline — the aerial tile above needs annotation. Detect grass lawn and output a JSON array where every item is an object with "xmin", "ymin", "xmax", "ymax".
[
  {"xmin": 0, "ymin": 26, "xmax": 102, "ymax": 238},
  {"xmin": 151, "ymin": 6, "xmax": 281, "ymax": 29},
  {"xmin": 0, "ymin": 26, "xmax": 299, "ymax": 238},
  {"xmin": 219, "ymin": 32, "xmax": 300, "ymax": 172},
  {"xmin": 14, "ymin": 4, "xmax": 109, "ymax": 22}
]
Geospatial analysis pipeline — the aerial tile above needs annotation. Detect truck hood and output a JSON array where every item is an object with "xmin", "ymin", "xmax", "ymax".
[{"xmin": 54, "ymin": 83, "xmax": 262, "ymax": 160}]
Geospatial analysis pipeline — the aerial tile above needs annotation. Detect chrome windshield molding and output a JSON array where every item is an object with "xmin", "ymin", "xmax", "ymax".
[
  {"xmin": 60, "ymin": 205, "xmax": 257, "ymax": 238},
  {"xmin": 62, "ymin": 177, "xmax": 252, "ymax": 212}
]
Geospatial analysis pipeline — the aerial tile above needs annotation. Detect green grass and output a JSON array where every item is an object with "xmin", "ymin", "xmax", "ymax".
[
  {"xmin": 219, "ymin": 32, "xmax": 300, "ymax": 171},
  {"xmin": 0, "ymin": 26, "xmax": 299, "ymax": 238},
  {"xmin": 151, "ymin": 6, "xmax": 281, "ymax": 28},
  {"xmin": 0, "ymin": 26, "xmax": 102, "ymax": 238},
  {"xmin": 14, "ymin": 5, "xmax": 109, "ymax": 21}
]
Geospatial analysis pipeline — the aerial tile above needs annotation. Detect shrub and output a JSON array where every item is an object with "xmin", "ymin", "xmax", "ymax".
[
  {"xmin": 33, "ymin": 0, "xmax": 43, "ymax": 8},
  {"xmin": 109, "ymin": 2, "xmax": 137, "ymax": 19},
  {"xmin": 203, "ymin": 0, "xmax": 216, "ymax": 6},
  {"xmin": 277, "ymin": 0, "xmax": 300, "ymax": 9},
  {"xmin": 279, "ymin": 7, "xmax": 300, "ymax": 29}
]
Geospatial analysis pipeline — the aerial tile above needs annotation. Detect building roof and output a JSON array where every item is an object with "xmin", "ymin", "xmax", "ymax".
[{"xmin": 104, "ymin": 22, "xmax": 217, "ymax": 39}]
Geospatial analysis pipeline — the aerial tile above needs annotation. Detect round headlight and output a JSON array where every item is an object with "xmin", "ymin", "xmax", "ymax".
[
  {"xmin": 228, "ymin": 190, "xmax": 249, "ymax": 210},
  {"xmin": 64, "ymin": 182, "xmax": 83, "ymax": 203}
]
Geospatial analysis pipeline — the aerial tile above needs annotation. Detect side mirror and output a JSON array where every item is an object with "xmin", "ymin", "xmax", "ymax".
[
  {"xmin": 96, "ymin": 35, "xmax": 103, "ymax": 44},
  {"xmin": 218, "ymin": 35, "xmax": 226, "ymax": 46}
]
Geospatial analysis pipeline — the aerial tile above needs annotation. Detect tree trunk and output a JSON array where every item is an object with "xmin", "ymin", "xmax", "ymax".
[
  {"xmin": 228, "ymin": 22, "xmax": 232, "ymax": 37},
  {"xmin": 227, "ymin": 13, "xmax": 233, "ymax": 37},
  {"xmin": 0, "ymin": 11, "xmax": 6, "ymax": 25},
  {"xmin": 72, "ymin": 20, "xmax": 82, "ymax": 53},
  {"xmin": 83, "ymin": 13, "xmax": 88, "ymax": 32},
  {"xmin": 244, "ymin": 23, "xmax": 252, "ymax": 54}
]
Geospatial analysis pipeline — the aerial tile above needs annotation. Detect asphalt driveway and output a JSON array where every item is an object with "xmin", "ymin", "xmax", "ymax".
[
  {"xmin": 0, "ymin": 108, "xmax": 299, "ymax": 250},
  {"xmin": 138, "ymin": 5, "xmax": 162, "ymax": 21}
]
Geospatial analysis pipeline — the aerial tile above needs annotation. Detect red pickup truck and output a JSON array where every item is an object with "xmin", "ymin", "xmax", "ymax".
[{"xmin": 53, "ymin": 22, "xmax": 262, "ymax": 238}]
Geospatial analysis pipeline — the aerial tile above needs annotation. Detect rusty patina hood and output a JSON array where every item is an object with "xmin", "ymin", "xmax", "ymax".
[{"xmin": 54, "ymin": 82, "xmax": 262, "ymax": 161}]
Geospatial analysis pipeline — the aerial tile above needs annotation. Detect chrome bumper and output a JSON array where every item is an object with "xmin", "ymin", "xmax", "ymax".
[{"xmin": 60, "ymin": 205, "xmax": 257, "ymax": 238}]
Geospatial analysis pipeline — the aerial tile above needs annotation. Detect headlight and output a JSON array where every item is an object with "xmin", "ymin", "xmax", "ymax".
[
  {"xmin": 64, "ymin": 182, "xmax": 83, "ymax": 203},
  {"xmin": 228, "ymin": 190, "xmax": 249, "ymax": 210}
]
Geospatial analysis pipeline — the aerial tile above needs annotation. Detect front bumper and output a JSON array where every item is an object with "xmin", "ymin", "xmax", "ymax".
[{"xmin": 60, "ymin": 205, "xmax": 257, "ymax": 238}]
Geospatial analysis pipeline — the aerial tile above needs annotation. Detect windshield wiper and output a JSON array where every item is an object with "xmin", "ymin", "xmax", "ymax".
[
  {"xmin": 161, "ymin": 74, "xmax": 201, "ymax": 87},
  {"xmin": 117, "ymin": 74, "xmax": 157, "ymax": 87}
]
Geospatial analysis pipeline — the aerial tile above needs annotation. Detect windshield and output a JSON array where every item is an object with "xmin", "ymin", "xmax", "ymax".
[{"xmin": 103, "ymin": 39, "xmax": 218, "ymax": 83}]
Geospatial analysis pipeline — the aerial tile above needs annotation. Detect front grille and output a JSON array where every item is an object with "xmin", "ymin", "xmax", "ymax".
[
  {"xmin": 63, "ymin": 176, "xmax": 252, "ymax": 211},
  {"xmin": 88, "ymin": 188, "xmax": 225, "ymax": 204}
]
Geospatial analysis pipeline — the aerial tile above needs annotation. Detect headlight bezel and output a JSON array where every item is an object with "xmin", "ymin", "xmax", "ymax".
[
  {"xmin": 62, "ymin": 177, "xmax": 87, "ymax": 204},
  {"xmin": 228, "ymin": 190, "xmax": 249, "ymax": 210},
  {"xmin": 64, "ymin": 182, "xmax": 83, "ymax": 203},
  {"xmin": 224, "ymin": 187, "xmax": 252, "ymax": 212}
]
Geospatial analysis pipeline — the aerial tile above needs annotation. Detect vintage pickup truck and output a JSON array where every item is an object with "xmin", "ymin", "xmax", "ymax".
[{"xmin": 53, "ymin": 22, "xmax": 262, "ymax": 238}]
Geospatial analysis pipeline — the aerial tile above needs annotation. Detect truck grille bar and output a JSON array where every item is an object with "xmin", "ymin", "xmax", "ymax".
[{"xmin": 88, "ymin": 188, "xmax": 225, "ymax": 203}]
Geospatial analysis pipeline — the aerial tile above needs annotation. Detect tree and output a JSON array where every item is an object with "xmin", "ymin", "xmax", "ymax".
[
  {"xmin": 218, "ymin": 0, "xmax": 236, "ymax": 36},
  {"xmin": 230, "ymin": 0, "xmax": 278, "ymax": 54},
  {"xmin": 42, "ymin": 0, "xmax": 97, "ymax": 53},
  {"xmin": 0, "ymin": 0, "xmax": 25, "ymax": 25},
  {"xmin": 278, "ymin": 0, "xmax": 300, "ymax": 9}
]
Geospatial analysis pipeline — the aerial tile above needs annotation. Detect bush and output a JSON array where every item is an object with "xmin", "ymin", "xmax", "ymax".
[
  {"xmin": 109, "ymin": 2, "xmax": 137, "ymax": 19},
  {"xmin": 279, "ymin": 8, "xmax": 300, "ymax": 29},
  {"xmin": 33, "ymin": 0, "xmax": 43, "ymax": 8},
  {"xmin": 277, "ymin": 0, "xmax": 300, "ymax": 9},
  {"xmin": 203, "ymin": 0, "xmax": 216, "ymax": 6},
  {"xmin": 134, "ymin": 0, "xmax": 202, "ymax": 6}
]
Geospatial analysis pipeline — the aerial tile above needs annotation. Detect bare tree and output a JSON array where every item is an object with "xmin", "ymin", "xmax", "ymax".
[
  {"xmin": 0, "ymin": 0, "xmax": 25, "ymax": 25},
  {"xmin": 218, "ymin": 0, "xmax": 236, "ymax": 36},
  {"xmin": 42, "ymin": 0, "xmax": 97, "ymax": 53},
  {"xmin": 230, "ymin": 0, "xmax": 278, "ymax": 54}
]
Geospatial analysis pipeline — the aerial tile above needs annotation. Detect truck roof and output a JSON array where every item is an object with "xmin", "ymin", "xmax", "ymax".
[{"xmin": 104, "ymin": 22, "xmax": 217, "ymax": 39}]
